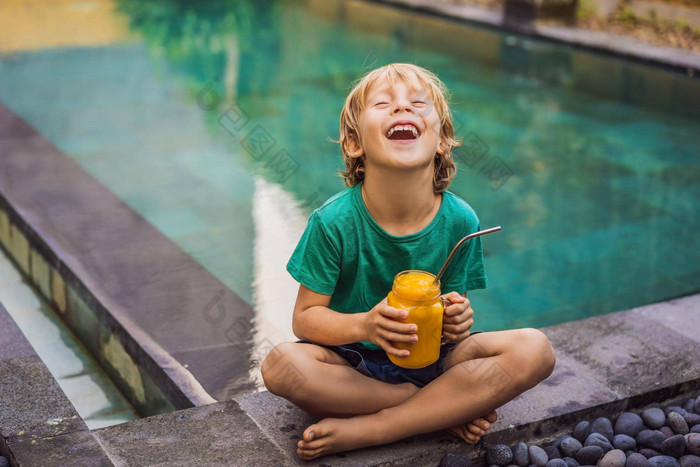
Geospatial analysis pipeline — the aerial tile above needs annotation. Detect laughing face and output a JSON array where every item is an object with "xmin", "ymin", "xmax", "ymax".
[{"xmin": 349, "ymin": 78, "xmax": 444, "ymax": 173}]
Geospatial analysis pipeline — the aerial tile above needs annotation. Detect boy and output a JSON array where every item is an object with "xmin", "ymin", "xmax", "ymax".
[{"xmin": 261, "ymin": 63, "xmax": 555, "ymax": 461}]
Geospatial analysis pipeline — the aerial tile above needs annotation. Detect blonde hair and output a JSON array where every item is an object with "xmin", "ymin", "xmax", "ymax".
[{"xmin": 338, "ymin": 63, "xmax": 459, "ymax": 193}]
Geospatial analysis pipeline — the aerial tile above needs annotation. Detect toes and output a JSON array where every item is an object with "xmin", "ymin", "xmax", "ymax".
[
  {"xmin": 485, "ymin": 410, "xmax": 498, "ymax": 423},
  {"xmin": 302, "ymin": 426, "xmax": 316, "ymax": 443}
]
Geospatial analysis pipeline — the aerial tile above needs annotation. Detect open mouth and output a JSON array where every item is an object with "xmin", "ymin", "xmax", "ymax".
[{"xmin": 386, "ymin": 123, "xmax": 420, "ymax": 141}]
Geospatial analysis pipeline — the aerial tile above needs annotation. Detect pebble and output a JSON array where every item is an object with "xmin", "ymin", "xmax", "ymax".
[
  {"xmin": 696, "ymin": 396, "xmax": 700, "ymax": 413},
  {"xmin": 0, "ymin": 457, "xmax": 8, "ymax": 467},
  {"xmin": 575, "ymin": 445, "xmax": 604, "ymax": 465},
  {"xmin": 627, "ymin": 453, "xmax": 653, "ymax": 467},
  {"xmin": 574, "ymin": 421, "xmax": 592, "ymax": 443},
  {"xmin": 545, "ymin": 460, "xmax": 567, "ymax": 467},
  {"xmin": 613, "ymin": 434, "xmax": 637, "ymax": 451},
  {"xmin": 440, "ymin": 452, "xmax": 472, "ymax": 467},
  {"xmin": 661, "ymin": 435, "xmax": 687, "ymax": 459},
  {"xmin": 686, "ymin": 434, "xmax": 700, "ymax": 456},
  {"xmin": 669, "ymin": 412, "xmax": 690, "ymax": 435},
  {"xmin": 643, "ymin": 409, "xmax": 667, "ymax": 429},
  {"xmin": 648, "ymin": 456, "xmax": 681, "ymax": 467},
  {"xmin": 683, "ymin": 400, "xmax": 696, "ymax": 415},
  {"xmin": 488, "ymin": 444, "xmax": 515, "ymax": 466},
  {"xmin": 529, "ymin": 445, "xmax": 549, "ymax": 467},
  {"xmin": 512, "ymin": 442, "xmax": 529, "ymax": 467},
  {"xmin": 641, "ymin": 449, "xmax": 664, "ymax": 459},
  {"xmin": 679, "ymin": 455, "xmax": 700, "ymax": 467},
  {"xmin": 593, "ymin": 417, "xmax": 615, "ymax": 442},
  {"xmin": 562, "ymin": 457, "xmax": 579, "ymax": 467},
  {"xmin": 585, "ymin": 432, "xmax": 613, "ymax": 452},
  {"xmin": 616, "ymin": 413, "xmax": 645, "ymax": 437},
  {"xmin": 560, "ymin": 436, "xmax": 583, "ymax": 457},
  {"xmin": 685, "ymin": 414, "xmax": 700, "ymax": 428},
  {"xmin": 554, "ymin": 437, "xmax": 567, "ymax": 449},
  {"xmin": 667, "ymin": 407, "xmax": 689, "ymax": 418},
  {"xmin": 692, "ymin": 426, "xmax": 700, "ymax": 435},
  {"xmin": 545, "ymin": 446, "xmax": 561, "ymax": 460},
  {"xmin": 638, "ymin": 430, "xmax": 668, "ymax": 450},
  {"xmin": 599, "ymin": 449, "xmax": 627, "ymax": 467},
  {"xmin": 662, "ymin": 427, "xmax": 677, "ymax": 438}
]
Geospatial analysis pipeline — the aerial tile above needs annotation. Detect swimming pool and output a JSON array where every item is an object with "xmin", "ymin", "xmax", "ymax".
[{"xmin": 0, "ymin": 0, "xmax": 698, "ymax": 351}]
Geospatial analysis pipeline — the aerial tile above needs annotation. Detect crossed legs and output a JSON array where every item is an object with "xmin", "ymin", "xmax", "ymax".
[{"xmin": 262, "ymin": 328, "xmax": 555, "ymax": 460}]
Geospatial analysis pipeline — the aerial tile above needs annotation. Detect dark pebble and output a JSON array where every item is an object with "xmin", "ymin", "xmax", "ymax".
[
  {"xmin": 662, "ymin": 427, "xmax": 676, "ymax": 439},
  {"xmin": 562, "ymin": 457, "xmax": 579, "ymax": 467},
  {"xmin": 554, "ymin": 437, "xmax": 567, "ymax": 449},
  {"xmin": 686, "ymin": 434, "xmax": 700, "ymax": 456},
  {"xmin": 679, "ymin": 455, "xmax": 700, "ymax": 467},
  {"xmin": 669, "ymin": 412, "xmax": 690, "ymax": 435},
  {"xmin": 667, "ymin": 407, "xmax": 689, "ymax": 418},
  {"xmin": 627, "ymin": 450, "xmax": 639, "ymax": 457},
  {"xmin": 617, "ymin": 413, "xmax": 645, "ymax": 438},
  {"xmin": 574, "ymin": 421, "xmax": 592, "ymax": 443},
  {"xmin": 575, "ymin": 445, "xmax": 604, "ymax": 465},
  {"xmin": 488, "ymin": 444, "xmax": 515, "ymax": 466},
  {"xmin": 661, "ymin": 435, "xmax": 687, "ymax": 459},
  {"xmin": 648, "ymin": 456, "xmax": 681, "ymax": 467},
  {"xmin": 561, "ymin": 436, "xmax": 583, "ymax": 457},
  {"xmin": 696, "ymin": 396, "xmax": 700, "ymax": 414},
  {"xmin": 643, "ymin": 409, "xmax": 667, "ymax": 430},
  {"xmin": 545, "ymin": 446, "xmax": 561, "ymax": 460},
  {"xmin": 586, "ymin": 432, "xmax": 614, "ymax": 452},
  {"xmin": 593, "ymin": 417, "xmax": 616, "ymax": 442},
  {"xmin": 0, "ymin": 457, "xmax": 8, "ymax": 467},
  {"xmin": 529, "ymin": 445, "xmax": 549, "ymax": 467},
  {"xmin": 626, "ymin": 452, "xmax": 653, "ymax": 467},
  {"xmin": 638, "ymin": 430, "xmax": 668, "ymax": 450},
  {"xmin": 599, "ymin": 449, "xmax": 627, "ymax": 467},
  {"xmin": 683, "ymin": 400, "xmax": 696, "ymax": 415},
  {"xmin": 440, "ymin": 452, "xmax": 472, "ymax": 467},
  {"xmin": 614, "ymin": 434, "xmax": 637, "ymax": 451},
  {"xmin": 685, "ymin": 415, "xmax": 700, "ymax": 428},
  {"xmin": 692, "ymin": 426, "xmax": 700, "ymax": 435},
  {"xmin": 513, "ymin": 442, "xmax": 529, "ymax": 467},
  {"xmin": 641, "ymin": 449, "xmax": 664, "ymax": 459},
  {"xmin": 546, "ymin": 460, "xmax": 568, "ymax": 467}
]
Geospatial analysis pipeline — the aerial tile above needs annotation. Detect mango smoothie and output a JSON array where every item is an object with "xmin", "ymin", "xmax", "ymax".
[{"xmin": 387, "ymin": 270, "xmax": 444, "ymax": 369}]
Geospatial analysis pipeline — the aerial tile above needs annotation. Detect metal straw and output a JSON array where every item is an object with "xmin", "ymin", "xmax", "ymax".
[{"xmin": 433, "ymin": 226, "xmax": 502, "ymax": 285}]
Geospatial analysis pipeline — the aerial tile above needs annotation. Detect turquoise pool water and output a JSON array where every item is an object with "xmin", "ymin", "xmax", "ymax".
[{"xmin": 0, "ymin": 0, "xmax": 698, "ymax": 343}]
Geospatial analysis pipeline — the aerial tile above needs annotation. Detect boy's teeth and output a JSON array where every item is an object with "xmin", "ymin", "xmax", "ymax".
[{"xmin": 386, "ymin": 125, "xmax": 419, "ymax": 138}]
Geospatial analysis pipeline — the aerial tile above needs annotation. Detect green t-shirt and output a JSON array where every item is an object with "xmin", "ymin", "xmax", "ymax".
[{"xmin": 287, "ymin": 183, "xmax": 487, "ymax": 349}]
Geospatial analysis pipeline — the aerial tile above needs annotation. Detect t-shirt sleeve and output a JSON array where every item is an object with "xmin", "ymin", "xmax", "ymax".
[
  {"xmin": 441, "ymin": 219, "xmax": 488, "ymax": 295},
  {"xmin": 286, "ymin": 211, "xmax": 341, "ymax": 295}
]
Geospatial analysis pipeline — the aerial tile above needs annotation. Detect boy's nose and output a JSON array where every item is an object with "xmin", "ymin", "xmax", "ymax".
[{"xmin": 392, "ymin": 102, "xmax": 413, "ymax": 114}]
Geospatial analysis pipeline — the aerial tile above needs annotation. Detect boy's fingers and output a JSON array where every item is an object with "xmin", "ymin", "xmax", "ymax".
[
  {"xmin": 381, "ymin": 317, "xmax": 417, "ymax": 334},
  {"xmin": 380, "ymin": 330, "xmax": 417, "ymax": 343},
  {"xmin": 441, "ymin": 292, "xmax": 466, "ymax": 303},
  {"xmin": 381, "ymin": 306, "xmax": 408, "ymax": 320},
  {"xmin": 379, "ymin": 339, "xmax": 410, "ymax": 357}
]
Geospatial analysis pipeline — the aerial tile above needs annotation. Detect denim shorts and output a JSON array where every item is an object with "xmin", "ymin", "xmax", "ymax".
[{"xmin": 300, "ymin": 334, "xmax": 481, "ymax": 388}]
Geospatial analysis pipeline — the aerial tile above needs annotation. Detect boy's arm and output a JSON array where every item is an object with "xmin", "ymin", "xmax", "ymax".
[{"xmin": 292, "ymin": 284, "xmax": 418, "ymax": 357}]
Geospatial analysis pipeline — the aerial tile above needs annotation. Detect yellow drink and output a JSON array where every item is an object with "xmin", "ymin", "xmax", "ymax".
[{"xmin": 387, "ymin": 270, "xmax": 443, "ymax": 369}]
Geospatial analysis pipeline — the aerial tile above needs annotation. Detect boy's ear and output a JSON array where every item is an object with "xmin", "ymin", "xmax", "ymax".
[{"xmin": 343, "ymin": 132, "xmax": 364, "ymax": 159}]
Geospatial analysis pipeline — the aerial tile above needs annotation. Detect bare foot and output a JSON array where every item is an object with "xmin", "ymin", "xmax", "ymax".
[
  {"xmin": 296, "ymin": 415, "xmax": 386, "ymax": 461},
  {"xmin": 448, "ymin": 410, "xmax": 498, "ymax": 444}
]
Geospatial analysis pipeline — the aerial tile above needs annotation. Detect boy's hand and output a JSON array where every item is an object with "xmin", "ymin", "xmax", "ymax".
[
  {"xmin": 442, "ymin": 292, "xmax": 473, "ymax": 344},
  {"xmin": 363, "ymin": 298, "xmax": 418, "ymax": 357}
]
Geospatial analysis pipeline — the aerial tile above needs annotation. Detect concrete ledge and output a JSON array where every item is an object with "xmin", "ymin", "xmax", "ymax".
[{"xmin": 0, "ymin": 301, "xmax": 113, "ymax": 466}]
